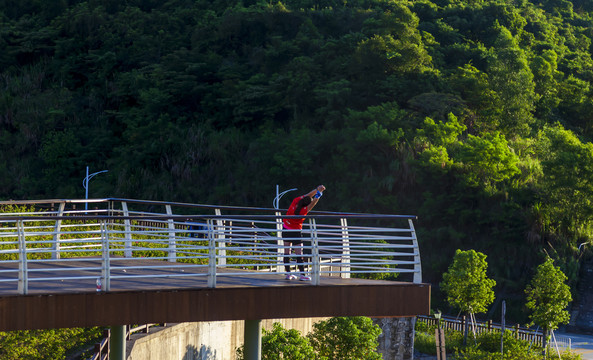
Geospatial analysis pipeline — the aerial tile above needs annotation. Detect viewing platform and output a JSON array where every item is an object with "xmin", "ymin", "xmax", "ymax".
[{"xmin": 0, "ymin": 198, "xmax": 430, "ymax": 333}]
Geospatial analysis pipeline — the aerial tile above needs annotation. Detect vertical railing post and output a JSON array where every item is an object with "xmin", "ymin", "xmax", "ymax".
[
  {"xmin": 122, "ymin": 202, "xmax": 133, "ymax": 258},
  {"xmin": 17, "ymin": 220, "xmax": 28, "ymax": 295},
  {"xmin": 340, "ymin": 217, "xmax": 350, "ymax": 279},
  {"xmin": 52, "ymin": 202, "xmax": 65, "ymax": 260},
  {"xmin": 100, "ymin": 220, "xmax": 111, "ymax": 291},
  {"xmin": 409, "ymin": 219, "xmax": 422, "ymax": 283},
  {"xmin": 215, "ymin": 209, "xmax": 226, "ymax": 267},
  {"xmin": 309, "ymin": 218, "xmax": 320, "ymax": 285},
  {"xmin": 275, "ymin": 211, "xmax": 284, "ymax": 273},
  {"xmin": 165, "ymin": 205, "xmax": 177, "ymax": 262},
  {"xmin": 515, "ymin": 324, "xmax": 519, "ymax": 339},
  {"xmin": 207, "ymin": 218, "xmax": 217, "ymax": 288}
]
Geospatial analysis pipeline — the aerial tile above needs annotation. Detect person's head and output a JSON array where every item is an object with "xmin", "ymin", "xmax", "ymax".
[{"xmin": 294, "ymin": 196, "xmax": 312, "ymax": 215}]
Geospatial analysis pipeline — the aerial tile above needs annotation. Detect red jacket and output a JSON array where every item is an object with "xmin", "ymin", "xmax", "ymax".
[{"xmin": 283, "ymin": 195, "xmax": 308, "ymax": 230}]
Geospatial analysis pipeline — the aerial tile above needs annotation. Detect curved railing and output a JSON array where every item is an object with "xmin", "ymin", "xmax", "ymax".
[{"xmin": 0, "ymin": 198, "xmax": 422, "ymax": 295}]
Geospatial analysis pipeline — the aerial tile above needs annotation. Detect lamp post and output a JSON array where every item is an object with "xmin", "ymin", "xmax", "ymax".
[
  {"xmin": 273, "ymin": 185, "xmax": 297, "ymax": 209},
  {"xmin": 83, "ymin": 166, "xmax": 108, "ymax": 211}
]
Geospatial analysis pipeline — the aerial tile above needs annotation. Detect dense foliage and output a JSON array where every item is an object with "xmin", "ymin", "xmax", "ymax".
[
  {"xmin": 2, "ymin": 0, "xmax": 593, "ymax": 322},
  {"xmin": 236, "ymin": 322, "xmax": 317, "ymax": 360},
  {"xmin": 0, "ymin": 328, "xmax": 103, "ymax": 359}
]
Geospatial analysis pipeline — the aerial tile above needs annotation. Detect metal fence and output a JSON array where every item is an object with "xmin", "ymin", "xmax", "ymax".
[
  {"xmin": 0, "ymin": 198, "xmax": 422, "ymax": 294},
  {"xmin": 417, "ymin": 315, "xmax": 572, "ymax": 349}
]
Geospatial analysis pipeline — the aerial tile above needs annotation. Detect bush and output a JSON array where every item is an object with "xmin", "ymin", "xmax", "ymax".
[
  {"xmin": 308, "ymin": 317, "xmax": 382, "ymax": 360},
  {"xmin": 0, "ymin": 327, "xmax": 103, "ymax": 360},
  {"xmin": 414, "ymin": 331, "xmax": 436, "ymax": 355},
  {"xmin": 236, "ymin": 323, "xmax": 317, "ymax": 360}
]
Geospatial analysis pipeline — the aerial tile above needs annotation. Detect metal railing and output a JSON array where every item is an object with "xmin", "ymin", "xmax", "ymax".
[
  {"xmin": 91, "ymin": 324, "xmax": 166, "ymax": 360},
  {"xmin": 0, "ymin": 198, "xmax": 422, "ymax": 295},
  {"xmin": 417, "ymin": 315, "xmax": 572, "ymax": 349}
]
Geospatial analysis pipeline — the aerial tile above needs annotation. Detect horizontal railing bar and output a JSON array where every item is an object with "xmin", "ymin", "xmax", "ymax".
[{"xmin": 0, "ymin": 197, "xmax": 419, "ymax": 219}]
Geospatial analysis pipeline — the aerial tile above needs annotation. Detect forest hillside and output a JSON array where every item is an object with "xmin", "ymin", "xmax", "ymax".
[{"xmin": 2, "ymin": 0, "xmax": 593, "ymax": 322}]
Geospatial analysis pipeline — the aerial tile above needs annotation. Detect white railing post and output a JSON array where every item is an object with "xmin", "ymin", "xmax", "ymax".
[
  {"xmin": 215, "ymin": 208, "xmax": 226, "ymax": 267},
  {"xmin": 309, "ymin": 218, "xmax": 320, "ymax": 285},
  {"xmin": 52, "ymin": 202, "xmax": 65, "ymax": 260},
  {"xmin": 409, "ymin": 219, "xmax": 422, "ymax": 283},
  {"xmin": 17, "ymin": 220, "xmax": 28, "ymax": 295},
  {"xmin": 165, "ymin": 205, "xmax": 176, "ymax": 262},
  {"xmin": 122, "ymin": 202, "xmax": 133, "ymax": 258},
  {"xmin": 275, "ymin": 211, "xmax": 284, "ymax": 273},
  {"xmin": 100, "ymin": 220, "xmax": 111, "ymax": 291},
  {"xmin": 340, "ymin": 218, "xmax": 351, "ymax": 279},
  {"xmin": 207, "ymin": 218, "xmax": 217, "ymax": 288}
]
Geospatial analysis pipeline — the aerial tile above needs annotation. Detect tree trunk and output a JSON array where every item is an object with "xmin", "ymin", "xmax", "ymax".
[{"xmin": 542, "ymin": 327, "xmax": 549, "ymax": 358}]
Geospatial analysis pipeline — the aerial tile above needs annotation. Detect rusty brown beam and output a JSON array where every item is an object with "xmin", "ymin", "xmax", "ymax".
[{"xmin": 0, "ymin": 282, "xmax": 430, "ymax": 331}]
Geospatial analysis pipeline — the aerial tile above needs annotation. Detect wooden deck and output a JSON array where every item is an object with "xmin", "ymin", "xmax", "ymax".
[{"xmin": 0, "ymin": 259, "xmax": 431, "ymax": 331}]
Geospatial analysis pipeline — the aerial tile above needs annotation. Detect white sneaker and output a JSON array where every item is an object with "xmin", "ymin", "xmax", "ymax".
[
  {"xmin": 285, "ymin": 274, "xmax": 297, "ymax": 280},
  {"xmin": 299, "ymin": 275, "xmax": 311, "ymax": 281}
]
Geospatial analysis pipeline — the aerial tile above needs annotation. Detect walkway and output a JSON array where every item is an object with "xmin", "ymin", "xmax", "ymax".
[
  {"xmin": 558, "ymin": 332, "xmax": 593, "ymax": 359},
  {"xmin": 0, "ymin": 198, "xmax": 431, "ymax": 331}
]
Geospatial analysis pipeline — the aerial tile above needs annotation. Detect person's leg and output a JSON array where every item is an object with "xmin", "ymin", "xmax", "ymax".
[
  {"xmin": 303, "ymin": 235, "xmax": 311, "ymax": 273},
  {"xmin": 284, "ymin": 240, "xmax": 292, "ymax": 273},
  {"xmin": 294, "ymin": 245, "xmax": 306, "ymax": 273},
  {"xmin": 294, "ymin": 244, "xmax": 311, "ymax": 280}
]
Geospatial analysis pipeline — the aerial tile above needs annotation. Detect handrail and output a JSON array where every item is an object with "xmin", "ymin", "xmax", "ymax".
[
  {"xmin": 90, "ymin": 329, "xmax": 110, "ymax": 360},
  {"xmin": 0, "ymin": 197, "xmax": 418, "ymax": 219},
  {"xmin": 90, "ymin": 324, "xmax": 166, "ymax": 360},
  {"xmin": 0, "ymin": 198, "xmax": 423, "ymax": 295}
]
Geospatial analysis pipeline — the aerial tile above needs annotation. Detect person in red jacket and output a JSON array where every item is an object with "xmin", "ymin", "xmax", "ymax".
[{"xmin": 282, "ymin": 185, "xmax": 326, "ymax": 281}]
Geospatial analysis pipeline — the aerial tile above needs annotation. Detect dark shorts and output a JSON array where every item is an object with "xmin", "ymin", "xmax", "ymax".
[{"xmin": 282, "ymin": 229, "xmax": 303, "ymax": 244}]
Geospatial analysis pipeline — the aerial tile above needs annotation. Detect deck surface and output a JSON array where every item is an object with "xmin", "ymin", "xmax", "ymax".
[{"xmin": 0, "ymin": 257, "xmax": 403, "ymax": 295}]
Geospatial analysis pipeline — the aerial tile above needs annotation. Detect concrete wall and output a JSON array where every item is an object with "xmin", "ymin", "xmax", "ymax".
[
  {"xmin": 126, "ymin": 318, "xmax": 328, "ymax": 360},
  {"xmin": 126, "ymin": 317, "xmax": 416, "ymax": 360}
]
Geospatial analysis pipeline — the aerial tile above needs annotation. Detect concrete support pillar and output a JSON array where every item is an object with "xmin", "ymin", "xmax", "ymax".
[
  {"xmin": 110, "ymin": 325, "xmax": 126, "ymax": 360},
  {"xmin": 244, "ymin": 319, "xmax": 262, "ymax": 360},
  {"xmin": 373, "ymin": 317, "xmax": 416, "ymax": 360}
]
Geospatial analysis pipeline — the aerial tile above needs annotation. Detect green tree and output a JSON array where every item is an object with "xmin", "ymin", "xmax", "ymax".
[
  {"xmin": 487, "ymin": 25, "xmax": 536, "ymax": 136},
  {"xmin": 236, "ymin": 317, "xmax": 382, "ymax": 360},
  {"xmin": 236, "ymin": 322, "xmax": 317, "ymax": 360},
  {"xmin": 455, "ymin": 131, "xmax": 520, "ymax": 190},
  {"xmin": 308, "ymin": 316, "xmax": 382, "ymax": 360},
  {"xmin": 441, "ymin": 249, "xmax": 496, "ymax": 344},
  {"xmin": 525, "ymin": 257, "xmax": 572, "ymax": 354}
]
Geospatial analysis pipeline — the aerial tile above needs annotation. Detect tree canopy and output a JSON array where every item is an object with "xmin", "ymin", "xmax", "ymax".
[
  {"xmin": 441, "ymin": 249, "xmax": 497, "ymax": 315},
  {"xmin": 525, "ymin": 258, "xmax": 572, "ymax": 332},
  {"xmin": 525, "ymin": 257, "xmax": 572, "ymax": 353}
]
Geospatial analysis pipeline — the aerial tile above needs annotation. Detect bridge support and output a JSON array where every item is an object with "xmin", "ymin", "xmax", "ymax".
[
  {"xmin": 109, "ymin": 325, "xmax": 126, "ymax": 360},
  {"xmin": 244, "ymin": 319, "xmax": 262, "ymax": 360}
]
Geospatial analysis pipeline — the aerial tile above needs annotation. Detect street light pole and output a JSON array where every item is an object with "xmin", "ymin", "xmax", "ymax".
[
  {"xmin": 273, "ymin": 185, "xmax": 297, "ymax": 209},
  {"xmin": 83, "ymin": 166, "xmax": 108, "ymax": 211}
]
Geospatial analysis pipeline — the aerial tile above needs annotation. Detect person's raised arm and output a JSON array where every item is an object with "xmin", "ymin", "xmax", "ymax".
[{"xmin": 306, "ymin": 185, "xmax": 326, "ymax": 212}]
